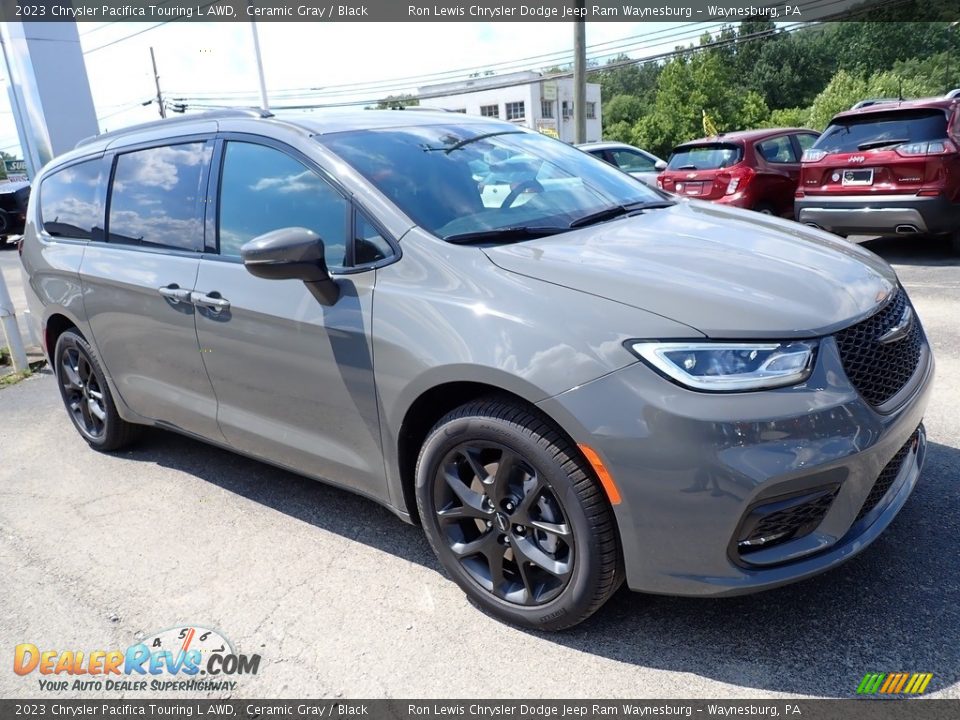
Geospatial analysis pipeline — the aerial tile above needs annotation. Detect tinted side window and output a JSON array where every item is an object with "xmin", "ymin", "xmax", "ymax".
[
  {"xmin": 39, "ymin": 159, "xmax": 105, "ymax": 240},
  {"xmin": 610, "ymin": 149, "xmax": 656, "ymax": 173},
  {"xmin": 108, "ymin": 142, "xmax": 211, "ymax": 251},
  {"xmin": 756, "ymin": 136, "xmax": 798, "ymax": 164},
  {"xmin": 218, "ymin": 142, "xmax": 347, "ymax": 267},
  {"xmin": 354, "ymin": 211, "xmax": 394, "ymax": 265}
]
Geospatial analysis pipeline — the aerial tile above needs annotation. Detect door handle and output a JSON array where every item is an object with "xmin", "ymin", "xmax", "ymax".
[
  {"xmin": 191, "ymin": 291, "xmax": 230, "ymax": 312},
  {"xmin": 158, "ymin": 285, "xmax": 192, "ymax": 304}
]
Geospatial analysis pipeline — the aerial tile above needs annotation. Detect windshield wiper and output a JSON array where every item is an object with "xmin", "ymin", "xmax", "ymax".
[
  {"xmin": 568, "ymin": 200, "xmax": 675, "ymax": 229},
  {"xmin": 444, "ymin": 226, "xmax": 568, "ymax": 244},
  {"xmin": 857, "ymin": 138, "xmax": 908, "ymax": 151},
  {"xmin": 422, "ymin": 131, "xmax": 526, "ymax": 154}
]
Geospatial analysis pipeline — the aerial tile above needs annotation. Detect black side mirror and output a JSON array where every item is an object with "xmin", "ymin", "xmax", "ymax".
[
  {"xmin": 654, "ymin": 160, "xmax": 667, "ymax": 172},
  {"xmin": 240, "ymin": 227, "xmax": 339, "ymax": 305}
]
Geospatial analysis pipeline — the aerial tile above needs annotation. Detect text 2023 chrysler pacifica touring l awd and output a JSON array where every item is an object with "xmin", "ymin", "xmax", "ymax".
[{"xmin": 20, "ymin": 109, "xmax": 933, "ymax": 630}]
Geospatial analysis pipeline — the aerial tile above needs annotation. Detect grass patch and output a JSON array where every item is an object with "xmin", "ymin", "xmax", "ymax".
[{"xmin": 0, "ymin": 359, "xmax": 47, "ymax": 388}]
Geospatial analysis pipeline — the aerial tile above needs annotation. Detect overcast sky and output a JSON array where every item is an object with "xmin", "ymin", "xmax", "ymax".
[{"xmin": 0, "ymin": 20, "xmax": 714, "ymax": 157}]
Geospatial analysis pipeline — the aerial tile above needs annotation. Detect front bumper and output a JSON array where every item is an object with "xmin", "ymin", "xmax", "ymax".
[
  {"xmin": 795, "ymin": 194, "xmax": 958, "ymax": 236},
  {"xmin": 537, "ymin": 335, "xmax": 934, "ymax": 596}
]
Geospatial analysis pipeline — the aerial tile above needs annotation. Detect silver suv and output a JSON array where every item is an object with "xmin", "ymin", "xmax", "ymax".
[{"xmin": 20, "ymin": 109, "xmax": 933, "ymax": 630}]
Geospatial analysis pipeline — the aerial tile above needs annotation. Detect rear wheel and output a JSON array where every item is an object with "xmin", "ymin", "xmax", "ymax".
[
  {"xmin": 416, "ymin": 398, "xmax": 623, "ymax": 630},
  {"xmin": 54, "ymin": 329, "xmax": 142, "ymax": 451},
  {"xmin": 753, "ymin": 202, "xmax": 776, "ymax": 216}
]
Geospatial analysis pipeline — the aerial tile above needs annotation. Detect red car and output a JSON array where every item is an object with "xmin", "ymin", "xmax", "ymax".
[
  {"xmin": 657, "ymin": 128, "xmax": 820, "ymax": 216},
  {"xmin": 795, "ymin": 92, "xmax": 960, "ymax": 253}
]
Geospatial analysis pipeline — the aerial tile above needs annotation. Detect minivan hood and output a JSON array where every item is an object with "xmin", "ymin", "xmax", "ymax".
[{"xmin": 483, "ymin": 200, "xmax": 897, "ymax": 338}]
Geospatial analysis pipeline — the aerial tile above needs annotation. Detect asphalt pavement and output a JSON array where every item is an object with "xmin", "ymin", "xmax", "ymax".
[{"xmin": 1, "ymin": 236, "xmax": 958, "ymax": 699}]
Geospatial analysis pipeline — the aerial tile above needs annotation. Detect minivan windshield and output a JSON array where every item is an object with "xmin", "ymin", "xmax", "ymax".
[
  {"xmin": 814, "ymin": 109, "xmax": 949, "ymax": 153},
  {"xmin": 667, "ymin": 143, "xmax": 742, "ymax": 170},
  {"xmin": 319, "ymin": 123, "xmax": 664, "ymax": 241}
]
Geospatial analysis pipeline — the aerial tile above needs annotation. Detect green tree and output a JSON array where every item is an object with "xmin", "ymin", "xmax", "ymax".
[
  {"xmin": 603, "ymin": 94, "xmax": 645, "ymax": 126},
  {"xmin": 374, "ymin": 94, "xmax": 419, "ymax": 109}
]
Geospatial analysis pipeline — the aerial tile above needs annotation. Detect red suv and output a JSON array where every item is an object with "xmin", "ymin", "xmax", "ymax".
[
  {"xmin": 657, "ymin": 128, "xmax": 819, "ymax": 216},
  {"xmin": 795, "ymin": 92, "xmax": 960, "ymax": 252}
]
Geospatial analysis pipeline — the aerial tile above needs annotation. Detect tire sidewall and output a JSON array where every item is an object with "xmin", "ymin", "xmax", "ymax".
[{"xmin": 416, "ymin": 411, "xmax": 606, "ymax": 630}]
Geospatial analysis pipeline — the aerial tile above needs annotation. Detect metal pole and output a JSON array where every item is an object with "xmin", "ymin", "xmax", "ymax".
[
  {"xmin": 0, "ymin": 269, "xmax": 29, "ymax": 373},
  {"xmin": 573, "ymin": 3, "xmax": 587, "ymax": 144},
  {"xmin": 150, "ymin": 47, "xmax": 166, "ymax": 118},
  {"xmin": 247, "ymin": 4, "xmax": 270, "ymax": 113}
]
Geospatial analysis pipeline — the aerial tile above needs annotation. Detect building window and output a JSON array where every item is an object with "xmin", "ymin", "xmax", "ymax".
[
  {"xmin": 586, "ymin": 102, "xmax": 597, "ymax": 119},
  {"xmin": 541, "ymin": 100, "xmax": 554, "ymax": 119},
  {"xmin": 480, "ymin": 104, "xmax": 499, "ymax": 118},
  {"xmin": 562, "ymin": 101, "xmax": 573, "ymax": 119},
  {"xmin": 505, "ymin": 101, "xmax": 526, "ymax": 121}
]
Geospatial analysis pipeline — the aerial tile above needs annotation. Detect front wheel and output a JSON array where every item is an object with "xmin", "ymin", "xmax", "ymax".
[
  {"xmin": 415, "ymin": 398, "xmax": 623, "ymax": 630},
  {"xmin": 54, "ymin": 329, "xmax": 142, "ymax": 451}
]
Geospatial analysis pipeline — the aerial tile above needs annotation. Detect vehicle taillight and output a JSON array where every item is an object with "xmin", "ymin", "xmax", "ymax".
[
  {"xmin": 723, "ymin": 166, "xmax": 755, "ymax": 196},
  {"xmin": 801, "ymin": 148, "xmax": 828, "ymax": 162},
  {"xmin": 896, "ymin": 139, "xmax": 958, "ymax": 157},
  {"xmin": 656, "ymin": 177, "xmax": 664, "ymax": 189},
  {"xmin": 660, "ymin": 176, "xmax": 675, "ymax": 189}
]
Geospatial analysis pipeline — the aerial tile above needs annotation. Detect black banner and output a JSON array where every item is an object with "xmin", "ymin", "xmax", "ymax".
[
  {"xmin": 0, "ymin": 0, "xmax": 956, "ymax": 22},
  {"xmin": 1, "ymin": 700, "xmax": 960, "ymax": 720}
]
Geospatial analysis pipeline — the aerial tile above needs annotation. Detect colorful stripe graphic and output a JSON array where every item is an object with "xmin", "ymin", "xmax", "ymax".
[{"xmin": 857, "ymin": 673, "xmax": 933, "ymax": 694}]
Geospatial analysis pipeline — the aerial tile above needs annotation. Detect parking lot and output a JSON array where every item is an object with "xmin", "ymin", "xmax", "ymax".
[{"xmin": 1, "ymin": 235, "xmax": 958, "ymax": 699}]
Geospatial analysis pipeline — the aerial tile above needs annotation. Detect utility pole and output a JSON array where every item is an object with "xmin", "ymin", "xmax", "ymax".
[
  {"xmin": 150, "ymin": 47, "xmax": 166, "ymax": 118},
  {"xmin": 0, "ymin": 270, "xmax": 28, "ymax": 373},
  {"xmin": 573, "ymin": 1, "xmax": 586, "ymax": 144},
  {"xmin": 248, "ymin": 1, "xmax": 270, "ymax": 113}
]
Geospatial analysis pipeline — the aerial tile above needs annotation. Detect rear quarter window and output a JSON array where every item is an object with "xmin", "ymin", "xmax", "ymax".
[
  {"xmin": 39, "ymin": 159, "xmax": 106, "ymax": 240},
  {"xmin": 815, "ymin": 110, "xmax": 949, "ymax": 153},
  {"xmin": 667, "ymin": 144, "xmax": 742, "ymax": 170}
]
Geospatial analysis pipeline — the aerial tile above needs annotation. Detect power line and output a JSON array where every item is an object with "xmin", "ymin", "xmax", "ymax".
[{"xmin": 170, "ymin": 20, "xmax": 746, "ymax": 103}]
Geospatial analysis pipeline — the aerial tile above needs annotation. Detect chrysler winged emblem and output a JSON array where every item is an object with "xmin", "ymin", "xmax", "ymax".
[{"xmin": 878, "ymin": 305, "xmax": 914, "ymax": 344}]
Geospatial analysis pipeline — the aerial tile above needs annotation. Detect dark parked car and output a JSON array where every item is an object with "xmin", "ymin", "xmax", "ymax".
[
  {"xmin": 0, "ymin": 180, "xmax": 30, "ymax": 243},
  {"xmin": 21, "ymin": 109, "xmax": 932, "ymax": 630},
  {"xmin": 795, "ymin": 91, "xmax": 960, "ymax": 253},
  {"xmin": 658, "ymin": 128, "xmax": 820, "ymax": 216}
]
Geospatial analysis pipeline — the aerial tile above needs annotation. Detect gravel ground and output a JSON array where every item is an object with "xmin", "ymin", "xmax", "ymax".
[{"xmin": 1, "ymin": 236, "xmax": 958, "ymax": 699}]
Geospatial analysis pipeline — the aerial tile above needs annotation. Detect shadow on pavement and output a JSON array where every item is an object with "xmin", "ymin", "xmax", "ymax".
[
  {"xmin": 129, "ymin": 424, "xmax": 960, "ymax": 697},
  {"xmin": 859, "ymin": 235, "xmax": 959, "ymax": 267}
]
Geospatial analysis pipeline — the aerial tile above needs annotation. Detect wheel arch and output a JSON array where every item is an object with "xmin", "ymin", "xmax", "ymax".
[{"xmin": 393, "ymin": 375, "xmax": 607, "ymax": 529}]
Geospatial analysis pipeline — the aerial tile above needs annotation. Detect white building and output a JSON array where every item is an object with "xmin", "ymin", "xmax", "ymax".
[{"xmin": 417, "ymin": 71, "xmax": 602, "ymax": 143}]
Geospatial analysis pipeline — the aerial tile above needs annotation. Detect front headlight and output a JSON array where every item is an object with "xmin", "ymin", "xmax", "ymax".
[{"xmin": 629, "ymin": 341, "xmax": 817, "ymax": 392}]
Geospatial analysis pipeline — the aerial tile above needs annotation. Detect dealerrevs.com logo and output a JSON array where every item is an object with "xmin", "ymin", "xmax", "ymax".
[{"xmin": 13, "ymin": 625, "xmax": 261, "ymax": 693}]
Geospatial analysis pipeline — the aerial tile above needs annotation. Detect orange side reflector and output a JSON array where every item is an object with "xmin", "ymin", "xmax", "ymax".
[{"xmin": 578, "ymin": 444, "xmax": 622, "ymax": 505}]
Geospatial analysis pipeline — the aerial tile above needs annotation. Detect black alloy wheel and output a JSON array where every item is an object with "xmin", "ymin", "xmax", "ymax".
[{"xmin": 434, "ymin": 441, "xmax": 574, "ymax": 606}]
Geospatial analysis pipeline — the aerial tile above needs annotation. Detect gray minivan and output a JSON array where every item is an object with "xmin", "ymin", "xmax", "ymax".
[{"xmin": 20, "ymin": 109, "xmax": 933, "ymax": 630}]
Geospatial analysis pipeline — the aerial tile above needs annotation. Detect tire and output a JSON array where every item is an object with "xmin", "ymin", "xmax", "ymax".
[
  {"xmin": 753, "ymin": 203, "xmax": 776, "ymax": 216},
  {"xmin": 54, "ymin": 329, "xmax": 142, "ymax": 452},
  {"xmin": 416, "ymin": 397, "xmax": 623, "ymax": 630}
]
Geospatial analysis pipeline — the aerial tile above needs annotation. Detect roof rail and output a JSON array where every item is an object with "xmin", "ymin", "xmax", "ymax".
[
  {"xmin": 75, "ymin": 108, "xmax": 274, "ymax": 149},
  {"xmin": 945, "ymin": 88, "xmax": 960, "ymax": 99},
  {"xmin": 849, "ymin": 98, "xmax": 899, "ymax": 110}
]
